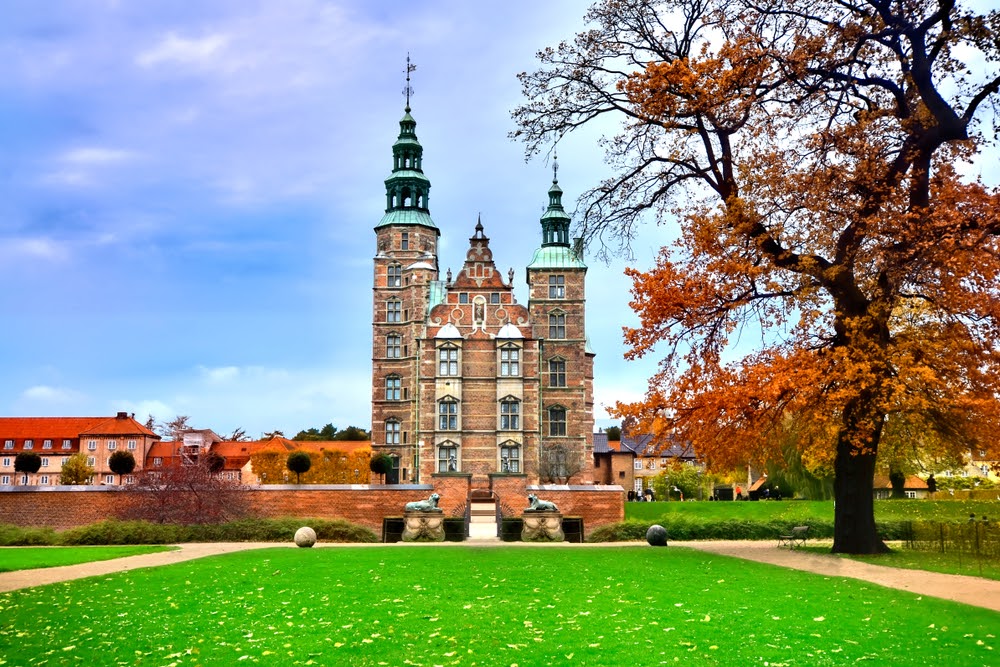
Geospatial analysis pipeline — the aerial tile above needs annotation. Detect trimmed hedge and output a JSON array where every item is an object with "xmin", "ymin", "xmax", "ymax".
[
  {"xmin": 586, "ymin": 518, "xmax": 917, "ymax": 542},
  {"xmin": 0, "ymin": 518, "xmax": 378, "ymax": 546}
]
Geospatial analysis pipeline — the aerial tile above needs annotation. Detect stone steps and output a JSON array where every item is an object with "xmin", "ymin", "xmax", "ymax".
[{"xmin": 467, "ymin": 499, "xmax": 499, "ymax": 541}]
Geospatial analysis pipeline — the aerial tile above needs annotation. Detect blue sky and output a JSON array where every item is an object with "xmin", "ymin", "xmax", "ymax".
[{"xmin": 1, "ymin": 0, "xmax": 676, "ymax": 438}]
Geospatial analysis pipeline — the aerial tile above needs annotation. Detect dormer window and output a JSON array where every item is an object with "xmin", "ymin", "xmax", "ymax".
[{"xmin": 23, "ymin": 440, "xmax": 33, "ymax": 450}]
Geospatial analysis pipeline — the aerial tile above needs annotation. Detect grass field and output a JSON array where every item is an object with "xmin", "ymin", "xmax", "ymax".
[
  {"xmin": 800, "ymin": 544, "xmax": 1000, "ymax": 581},
  {"xmin": 0, "ymin": 546, "xmax": 995, "ymax": 666},
  {"xmin": 625, "ymin": 499, "xmax": 998, "ymax": 523},
  {"xmin": 0, "ymin": 545, "xmax": 175, "ymax": 572}
]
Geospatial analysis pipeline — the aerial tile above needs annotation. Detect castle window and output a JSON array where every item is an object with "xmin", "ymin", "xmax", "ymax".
[
  {"xmin": 548, "ymin": 358, "xmax": 566, "ymax": 387},
  {"xmin": 385, "ymin": 375, "xmax": 401, "ymax": 401},
  {"xmin": 385, "ymin": 420, "xmax": 401, "ymax": 445},
  {"xmin": 438, "ymin": 345, "xmax": 459, "ymax": 376},
  {"xmin": 87, "ymin": 440, "xmax": 97, "ymax": 451},
  {"xmin": 127, "ymin": 440, "xmax": 137, "ymax": 450},
  {"xmin": 548, "ymin": 407, "xmax": 567, "ymax": 437},
  {"xmin": 40, "ymin": 475, "xmax": 50, "ymax": 485},
  {"xmin": 3, "ymin": 441, "xmax": 12, "ymax": 450},
  {"xmin": 41, "ymin": 457, "xmax": 49, "ymax": 467},
  {"xmin": 62, "ymin": 440, "xmax": 72, "ymax": 449},
  {"xmin": 548, "ymin": 312, "xmax": 566, "ymax": 339},
  {"xmin": 438, "ymin": 399, "xmax": 459, "ymax": 430},
  {"xmin": 437, "ymin": 444, "xmax": 458, "ymax": 472},
  {"xmin": 1, "ymin": 458, "xmax": 9, "ymax": 467},
  {"xmin": 24, "ymin": 440, "xmax": 33, "ymax": 450},
  {"xmin": 499, "ymin": 345, "xmax": 520, "ymax": 377},
  {"xmin": 491, "ymin": 292, "xmax": 500, "ymax": 304},
  {"xmin": 459, "ymin": 293, "xmax": 469, "ymax": 304},
  {"xmin": 500, "ymin": 443, "xmax": 520, "ymax": 473},
  {"xmin": 0, "ymin": 476, "xmax": 8, "ymax": 485},
  {"xmin": 549, "ymin": 275, "xmax": 565, "ymax": 299},
  {"xmin": 43, "ymin": 440, "xmax": 52, "ymax": 449},
  {"xmin": 387, "ymin": 264, "xmax": 402, "ymax": 287},
  {"xmin": 107, "ymin": 440, "xmax": 117, "ymax": 450},
  {"xmin": 401, "ymin": 232, "xmax": 409, "ymax": 250},
  {"xmin": 386, "ymin": 334, "xmax": 401, "ymax": 358},
  {"xmin": 386, "ymin": 299, "xmax": 402, "ymax": 323},
  {"xmin": 500, "ymin": 399, "xmax": 520, "ymax": 431}
]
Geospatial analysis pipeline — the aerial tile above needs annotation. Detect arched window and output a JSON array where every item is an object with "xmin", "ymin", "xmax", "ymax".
[
  {"xmin": 548, "ymin": 406, "xmax": 567, "ymax": 437},
  {"xmin": 499, "ymin": 344, "xmax": 520, "ymax": 377},
  {"xmin": 385, "ymin": 375, "xmax": 401, "ymax": 401},
  {"xmin": 387, "ymin": 264, "xmax": 402, "ymax": 287},
  {"xmin": 386, "ymin": 299, "xmax": 401, "ymax": 323},
  {"xmin": 386, "ymin": 334, "xmax": 401, "ymax": 358},
  {"xmin": 500, "ymin": 398, "xmax": 520, "ymax": 431},
  {"xmin": 385, "ymin": 420, "xmax": 400, "ymax": 445},
  {"xmin": 548, "ymin": 312, "xmax": 566, "ymax": 339},
  {"xmin": 548, "ymin": 358, "xmax": 566, "ymax": 387},
  {"xmin": 438, "ymin": 398, "xmax": 459, "ymax": 430},
  {"xmin": 500, "ymin": 442, "xmax": 521, "ymax": 473}
]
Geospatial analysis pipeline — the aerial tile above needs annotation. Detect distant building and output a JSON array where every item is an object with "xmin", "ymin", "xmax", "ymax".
[
  {"xmin": 370, "ymin": 100, "xmax": 594, "ymax": 489},
  {"xmin": 0, "ymin": 413, "xmax": 160, "ymax": 485}
]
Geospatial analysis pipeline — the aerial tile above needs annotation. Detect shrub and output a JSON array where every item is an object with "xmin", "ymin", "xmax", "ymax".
[{"xmin": 0, "ymin": 523, "xmax": 58, "ymax": 546}]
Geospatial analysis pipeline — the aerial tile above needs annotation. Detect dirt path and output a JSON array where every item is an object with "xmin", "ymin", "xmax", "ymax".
[{"xmin": 1, "ymin": 540, "xmax": 997, "ymax": 613}]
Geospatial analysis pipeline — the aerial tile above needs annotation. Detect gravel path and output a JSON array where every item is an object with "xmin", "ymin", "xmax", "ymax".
[{"xmin": 1, "ymin": 540, "xmax": 997, "ymax": 612}]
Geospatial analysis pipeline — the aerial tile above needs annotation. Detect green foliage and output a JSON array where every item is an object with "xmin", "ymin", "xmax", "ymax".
[
  {"xmin": 108, "ymin": 450, "xmax": 136, "ymax": 477},
  {"xmin": 1, "ymin": 548, "xmax": 996, "ymax": 665},
  {"xmin": 13, "ymin": 452, "xmax": 42, "ymax": 475},
  {"xmin": 604, "ymin": 425, "xmax": 621, "ymax": 440},
  {"xmin": 369, "ymin": 453, "xmax": 393, "ymax": 482},
  {"xmin": 935, "ymin": 476, "xmax": 997, "ymax": 491},
  {"xmin": 0, "ymin": 523, "xmax": 58, "ymax": 546},
  {"xmin": 286, "ymin": 451, "xmax": 312, "ymax": 483},
  {"xmin": 59, "ymin": 453, "xmax": 94, "ymax": 485},
  {"xmin": 0, "ymin": 546, "xmax": 174, "ymax": 573},
  {"xmin": 293, "ymin": 424, "xmax": 370, "ymax": 441},
  {"xmin": 649, "ymin": 464, "xmax": 710, "ymax": 500}
]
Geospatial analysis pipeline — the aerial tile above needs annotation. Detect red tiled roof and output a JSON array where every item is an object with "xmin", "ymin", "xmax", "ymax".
[
  {"xmin": 79, "ymin": 415, "xmax": 158, "ymax": 437},
  {"xmin": 0, "ymin": 417, "xmax": 110, "ymax": 439},
  {"xmin": 872, "ymin": 475, "xmax": 929, "ymax": 490}
]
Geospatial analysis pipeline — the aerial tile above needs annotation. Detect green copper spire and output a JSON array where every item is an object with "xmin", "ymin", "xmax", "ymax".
[
  {"xmin": 528, "ymin": 158, "xmax": 586, "ymax": 270},
  {"xmin": 377, "ymin": 55, "xmax": 436, "ymax": 230}
]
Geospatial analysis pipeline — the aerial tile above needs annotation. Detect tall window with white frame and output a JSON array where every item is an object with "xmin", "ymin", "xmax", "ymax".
[
  {"xmin": 548, "ymin": 358, "xmax": 566, "ymax": 387},
  {"xmin": 386, "ymin": 299, "xmax": 402, "ymax": 323},
  {"xmin": 548, "ymin": 275, "xmax": 565, "ymax": 299},
  {"xmin": 386, "ymin": 334, "xmax": 402, "ymax": 358},
  {"xmin": 385, "ymin": 375, "xmax": 401, "ymax": 401},
  {"xmin": 387, "ymin": 264, "xmax": 402, "ymax": 287},
  {"xmin": 438, "ymin": 345, "xmax": 459, "ymax": 376},
  {"xmin": 548, "ymin": 312, "xmax": 565, "ymax": 339},
  {"xmin": 500, "ymin": 442, "xmax": 520, "ymax": 473},
  {"xmin": 438, "ymin": 398, "xmax": 458, "ymax": 431},
  {"xmin": 385, "ymin": 420, "xmax": 401, "ymax": 445},
  {"xmin": 548, "ymin": 406, "xmax": 567, "ymax": 437},
  {"xmin": 499, "ymin": 344, "xmax": 520, "ymax": 377},
  {"xmin": 438, "ymin": 443, "xmax": 458, "ymax": 472},
  {"xmin": 500, "ymin": 398, "xmax": 520, "ymax": 430}
]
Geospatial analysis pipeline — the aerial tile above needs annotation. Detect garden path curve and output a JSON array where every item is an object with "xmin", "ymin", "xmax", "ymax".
[{"xmin": 1, "ymin": 540, "xmax": 997, "ymax": 613}]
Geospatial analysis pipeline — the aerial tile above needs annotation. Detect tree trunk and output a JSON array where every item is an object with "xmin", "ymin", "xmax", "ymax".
[
  {"xmin": 831, "ymin": 400, "xmax": 890, "ymax": 554},
  {"xmin": 888, "ymin": 468, "xmax": 906, "ymax": 499}
]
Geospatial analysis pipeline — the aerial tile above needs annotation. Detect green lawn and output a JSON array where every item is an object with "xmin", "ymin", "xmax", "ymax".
[
  {"xmin": 800, "ymin": 544, "xmax": 1000, "ymax": 581},
  {"xmin": 0, "ymin": 547, "xmax": 995, "ymax": 666},
  {"xmin": 0, "ymin": 545, "xmax": 175, "ymax": 572},
  {"xmin": 625, "ymin": 498, "xmax": 999, "ymax": 523}
]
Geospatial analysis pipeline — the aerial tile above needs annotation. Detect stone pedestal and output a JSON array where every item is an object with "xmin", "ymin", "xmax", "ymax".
[
  {"xmin": 401, "ymin": 511, "xmax": 446, "ymax": 542},
  {"xmin": 521, "ymin": 511, "xmax": 565, "ymax": 542}
]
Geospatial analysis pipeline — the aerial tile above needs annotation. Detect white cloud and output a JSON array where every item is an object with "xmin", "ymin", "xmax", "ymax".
[
  {"xmin": 0, "ymin": 238, "xmax": 70, "ymax": 262},
  {"xmin": 136, "ymin": 32, "xmax": 231, "ymax": 68},
  {"xmin": 60, "ymin": 147, "xmax": 136, "ymax": 165},
  {"xmin": 21, "ymin": 385, "xmax": 81, "ymax": 403},
  {"xmin": 199, "ymin": 365, "xmax": 241, "ymax": 383}
]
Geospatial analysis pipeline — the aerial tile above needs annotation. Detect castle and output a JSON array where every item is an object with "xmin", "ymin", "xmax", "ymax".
[{"xmin": 370, "ymin": 100, "xmax": 594, "ymax": 490}]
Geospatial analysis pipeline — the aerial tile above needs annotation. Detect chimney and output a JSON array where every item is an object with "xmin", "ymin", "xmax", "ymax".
[{"xmin": 116, "ymin": 411, "xmax": 128, "ymax": 419}]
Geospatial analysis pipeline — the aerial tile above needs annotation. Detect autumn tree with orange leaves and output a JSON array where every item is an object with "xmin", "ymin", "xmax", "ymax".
[{"xmin": 514, "ymin": 0, "xmax": 1000, "ymax": 553}]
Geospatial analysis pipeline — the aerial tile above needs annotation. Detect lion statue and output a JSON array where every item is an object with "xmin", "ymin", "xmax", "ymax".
[
  {"xmin": 525, "ymin": 494, "xmax": 559, "ymax": 512},
  {"xmin": 405, "ymin": 493, "xmax": 442, "ymax": 512}
]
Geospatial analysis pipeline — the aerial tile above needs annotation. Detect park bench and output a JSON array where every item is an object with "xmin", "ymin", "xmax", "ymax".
[{"xmin": 777, "ymin": 525, "xmax": 810, "ymax": 549}]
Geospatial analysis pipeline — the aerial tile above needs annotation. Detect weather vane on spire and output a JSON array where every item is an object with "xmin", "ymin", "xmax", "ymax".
[
  {"xmin": 403, "ymin": 54, "xmax": 416, "ymax": 110},
  {"xmin": 553, "ymin": 149, "xmax": 559, "ymax": 183}
]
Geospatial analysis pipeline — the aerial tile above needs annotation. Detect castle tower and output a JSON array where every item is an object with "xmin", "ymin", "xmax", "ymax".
[
  {"xmin": 371, "ymin": 94, "xmax": 440, "ymax": 483},
  {"xmin": 526, "ymin": 164, "xmax": 595, "ymax": 483}
]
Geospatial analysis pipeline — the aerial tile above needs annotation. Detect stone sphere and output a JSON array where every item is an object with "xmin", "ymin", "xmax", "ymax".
[
  {"xmin": 294, "ymin": 526, "xmax": 317, "ymax": 548},
  {"xmin": 646, "ymin": 524, "xmax": 668, "ymax": 547}
]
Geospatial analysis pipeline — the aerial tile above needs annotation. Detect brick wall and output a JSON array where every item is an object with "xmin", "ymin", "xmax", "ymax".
[{"xmin": 0, "ymin": 479, "xmax": 624, "ymax": 538}]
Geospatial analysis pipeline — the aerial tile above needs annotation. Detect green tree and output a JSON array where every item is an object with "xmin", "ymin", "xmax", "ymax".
[
  {"xmin": 369, "ymin": 453, "xmax": 393, "ymax": 484},
  {"xmin": 334, "ymin": 426, "xmax": 369, "ymax": 441},
  {"xmin": 604, "ymin": 425, "xmax": 621, "ymax": 441},
  {"xmin": 108, "ymin": 450, "xmax": 136, "ymax": 484},
  {"xmin": 60, "ymin": 453, "xmax": 94, "ymax": 485},
  {"xmin": 13, "ymin": 452, "xmax": 42, "ymax": 484},
  {"xmin": 287, "ymin": 451, "xmax": 312, "ymax": 484}
]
